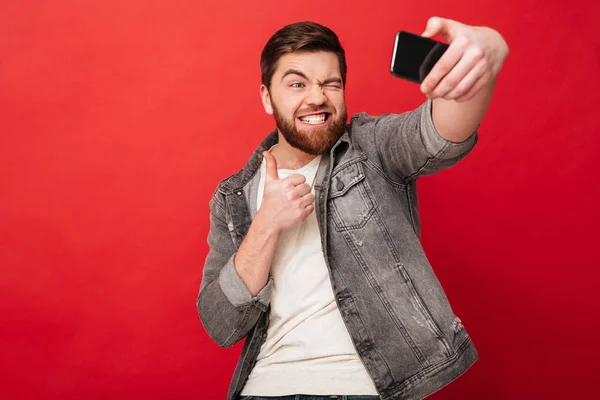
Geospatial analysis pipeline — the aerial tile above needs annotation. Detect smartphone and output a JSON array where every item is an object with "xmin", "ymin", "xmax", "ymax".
[{"xmin": 390, "ymin": 31, "xmax": 449, "ymax": 83}]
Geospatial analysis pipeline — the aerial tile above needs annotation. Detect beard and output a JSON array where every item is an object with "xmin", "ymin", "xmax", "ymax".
[{"xmin": 272, "ymin": 102, "xmax": 347, "ymax": 155}]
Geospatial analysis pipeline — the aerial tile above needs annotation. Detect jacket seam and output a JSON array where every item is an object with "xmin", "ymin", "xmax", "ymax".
[
  {"xmin": 211, "ymin": 191, "xmax": 226, "ymax": 213},
  {"xmin": 404, "ymin": 141, "xmax": 452, "ymax": 183},
  {"xmin": 331, "ymin": 260, "xmax": 395, "ymax": 389},
  {"xmin": 222, "ymin": 305, "xmax": 252, "ymax": 348},
  {"xmin": 394, "ymin": 263, "xmax": 451, "ymax": 356},
  {"xmin": 330, "ymin": 153, "xmax": 366, "ymax": 176},
  {"xmin": 340, "ymin": 229, "xmax": 428, "ymax": 366},
  {"xmin": 405, "ymin": 184, "xmax": 417, "ymax": 234},
  {"xmin": 365, "ymin": 112, "xmax": 406, "ymax": 188},
  {"xmin": 198, "ymin": 289, "xmax": 230, "ymax": 347},
  {"xmin": 364, "ymin": 159, "xmax": 407, "ymax": 190},
  {"xmin": 385, "ymin": 336, "xmax": 474, "ymax": 398}
]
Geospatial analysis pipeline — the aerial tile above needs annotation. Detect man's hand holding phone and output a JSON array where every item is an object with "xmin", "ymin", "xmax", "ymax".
[
  {"xmin": 419, "ymin": 17, "xmax": 509, "ymax": 102},
  {"xmin": 391, "ymin": 17, "xmax": 509, "ymax": 103}
]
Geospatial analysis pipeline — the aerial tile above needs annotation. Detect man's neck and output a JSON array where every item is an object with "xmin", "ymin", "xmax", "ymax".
[{"xmin": 270, "ymin": 133, "xmax": 318, "ymax": 170}]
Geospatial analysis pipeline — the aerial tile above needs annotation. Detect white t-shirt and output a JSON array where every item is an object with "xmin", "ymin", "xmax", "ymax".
[{"xmin": 240, "ymin": 154, "xmax": 378, "ymax": 396}]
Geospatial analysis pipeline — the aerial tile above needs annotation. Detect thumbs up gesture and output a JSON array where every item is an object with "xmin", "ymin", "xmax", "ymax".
[{"xmin": 257, "ymin": 151, "xmax": 315, "ymax": 233}]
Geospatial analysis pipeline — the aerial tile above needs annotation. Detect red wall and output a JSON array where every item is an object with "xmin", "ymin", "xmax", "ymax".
[{"xmin": 1, "ymin": 0, "xmax": 598, "ymax": 399}]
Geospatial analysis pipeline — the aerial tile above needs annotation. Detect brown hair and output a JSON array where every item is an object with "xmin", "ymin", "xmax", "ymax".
[{"xmin": 260, "ymin": 21, "xmax": 347, "ymax": 89}]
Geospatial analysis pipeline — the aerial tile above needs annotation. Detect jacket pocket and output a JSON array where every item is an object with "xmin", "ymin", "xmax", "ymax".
[
  {"xmin": 328, "ymin": 162, "xmax": 376, "ymax": 231},
  {"xmin": 393, "ymin": 263, "xmax": 452, "ymax": 360}
]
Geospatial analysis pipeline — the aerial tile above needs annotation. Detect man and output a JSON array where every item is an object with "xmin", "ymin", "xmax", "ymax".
[{"xmin": 197, "ymin": 18, "xmax": 509, "ymax": 400}]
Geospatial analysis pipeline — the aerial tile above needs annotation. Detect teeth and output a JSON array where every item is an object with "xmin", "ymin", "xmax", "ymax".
[{"xmin": 299, "ymin": 113, "xmax": 326, "ymax": 124}]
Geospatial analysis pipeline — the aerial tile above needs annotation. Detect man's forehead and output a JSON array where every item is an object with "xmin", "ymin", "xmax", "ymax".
[{"xmin": 275, "ymin": 51, "xmax": 341, "ymax": 78}]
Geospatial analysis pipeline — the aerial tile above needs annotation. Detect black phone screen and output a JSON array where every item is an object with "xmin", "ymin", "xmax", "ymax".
[{"xmin": 390, "ymin": 31, "xmax": 449, "ymax": 83}]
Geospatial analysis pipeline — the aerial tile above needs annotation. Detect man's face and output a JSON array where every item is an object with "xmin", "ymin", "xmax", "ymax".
[{"xmin": 260, "ymin": 51, "xmax": 347, "ymax": 155}]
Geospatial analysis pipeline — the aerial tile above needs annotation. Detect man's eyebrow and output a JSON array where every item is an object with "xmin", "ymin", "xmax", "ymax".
[
  {"xmin": 280, "ymin": 69, "xmax": 343, "ymax": 86},
  {"xmin": 281, "ymin": 69, "xmax": 308, "ymax": 81},
  {"xmin": 322, "ymin": 77, "xmax": 343, "ymax": 85}
]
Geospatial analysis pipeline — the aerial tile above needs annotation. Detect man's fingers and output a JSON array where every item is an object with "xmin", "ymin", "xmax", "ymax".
[
  {"xmin": 443, "ymin": 58, "xmax": 486, "ymax": 100},
  {"xmin": 421, "ymin": 17, "xmax": 443, "ymax": 38},
  {"xmin": 433, "ymin": 47, "xmax": 484, "ymax": 99},
  {"xmin": 422, "ymin": 17, "xmax": 461, "ymax": 42},
  {"xmin": 420, "ymin": 36, "xmax": 469, "ymax": 95},
  {"xmin": 299, "ymin": 192, "xmax": 315, "ymax": 208},
  {"xmin": 295, "ymin": 183, "xmax": 312, "ymax": 197},
  {"xmin": 263, "ymin": 151, "xmax": 279, "ymax": 181},
  {"xmin": 454, "ymin": 72, "xmax": 491, "ymax": 103},
  {"xmin": 283, "ymin": 173, "xmax": 307, "ymax": 187},
  {"xmin": 303, "ymin": 204, "xmax": 315, "ymax": 217}
]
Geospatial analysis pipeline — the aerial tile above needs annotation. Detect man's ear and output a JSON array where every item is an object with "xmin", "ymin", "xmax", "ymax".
[{"xmin": 260, "ymin": 84, "xmax": 273, "ymax": 115}]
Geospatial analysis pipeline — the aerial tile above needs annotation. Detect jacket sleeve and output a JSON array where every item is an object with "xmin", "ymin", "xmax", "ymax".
[
  {"xmin": 196, "ymin": 192, "xmax": 274, "ymax": 348},
  {"xmin": 353, "ymin": 99, "xmax": 478, "ymax": 183}
]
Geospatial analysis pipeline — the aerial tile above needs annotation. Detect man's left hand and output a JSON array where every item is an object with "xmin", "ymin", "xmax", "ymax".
[{"xmin": 420, "ymin": 17, "xmax": 509, "ymax": 102}]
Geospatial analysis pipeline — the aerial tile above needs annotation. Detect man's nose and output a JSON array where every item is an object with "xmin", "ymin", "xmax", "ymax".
[{"xmin": 306, "ymin": 85, "xmax": 327, "ymax": 105}]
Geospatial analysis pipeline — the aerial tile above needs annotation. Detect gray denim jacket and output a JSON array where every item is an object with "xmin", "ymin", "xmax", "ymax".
[{"xmin": 197, "ymin": 99, "xmax": 479, "ymax": 400}]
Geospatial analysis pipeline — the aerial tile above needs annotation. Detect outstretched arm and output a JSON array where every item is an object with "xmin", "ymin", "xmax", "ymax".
[{"xmin": 419, "ymin": 17, "xmax": 510, "ymax": 143}]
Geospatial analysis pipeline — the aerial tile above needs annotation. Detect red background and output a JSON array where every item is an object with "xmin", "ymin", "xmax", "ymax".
[{"xmin": 1, "ymin": 0, "xmax": 599, "ymax": 399}]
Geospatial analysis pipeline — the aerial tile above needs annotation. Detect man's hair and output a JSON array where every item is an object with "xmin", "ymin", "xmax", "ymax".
[{"xmin": 260, "ymin": 21, "xmax": 347, "ymax": 89}]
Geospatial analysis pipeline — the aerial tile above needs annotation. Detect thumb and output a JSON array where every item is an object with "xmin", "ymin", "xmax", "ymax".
[
  {"xmin": 421, "ymin": 16, "xmax": 451, "ymax": 39},
  {"xmin": 263, "ymin": 151, "xmax": 279, "ymax": 181}
]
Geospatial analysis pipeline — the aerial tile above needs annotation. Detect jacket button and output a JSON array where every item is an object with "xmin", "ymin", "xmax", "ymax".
[{"xmin": 336, "ymin": 180, "xmax": 344, "ymax": 191}]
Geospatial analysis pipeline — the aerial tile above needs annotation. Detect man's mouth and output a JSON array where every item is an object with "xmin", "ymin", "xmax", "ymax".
[{"xmin": 298, "ymin": 112, "xmax": 330, "ymax": 125}]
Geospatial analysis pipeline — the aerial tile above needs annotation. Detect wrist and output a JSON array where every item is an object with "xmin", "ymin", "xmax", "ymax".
[{"xmin": 253, "ymin": 210, "xmax": 282, "ymax": 237}]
